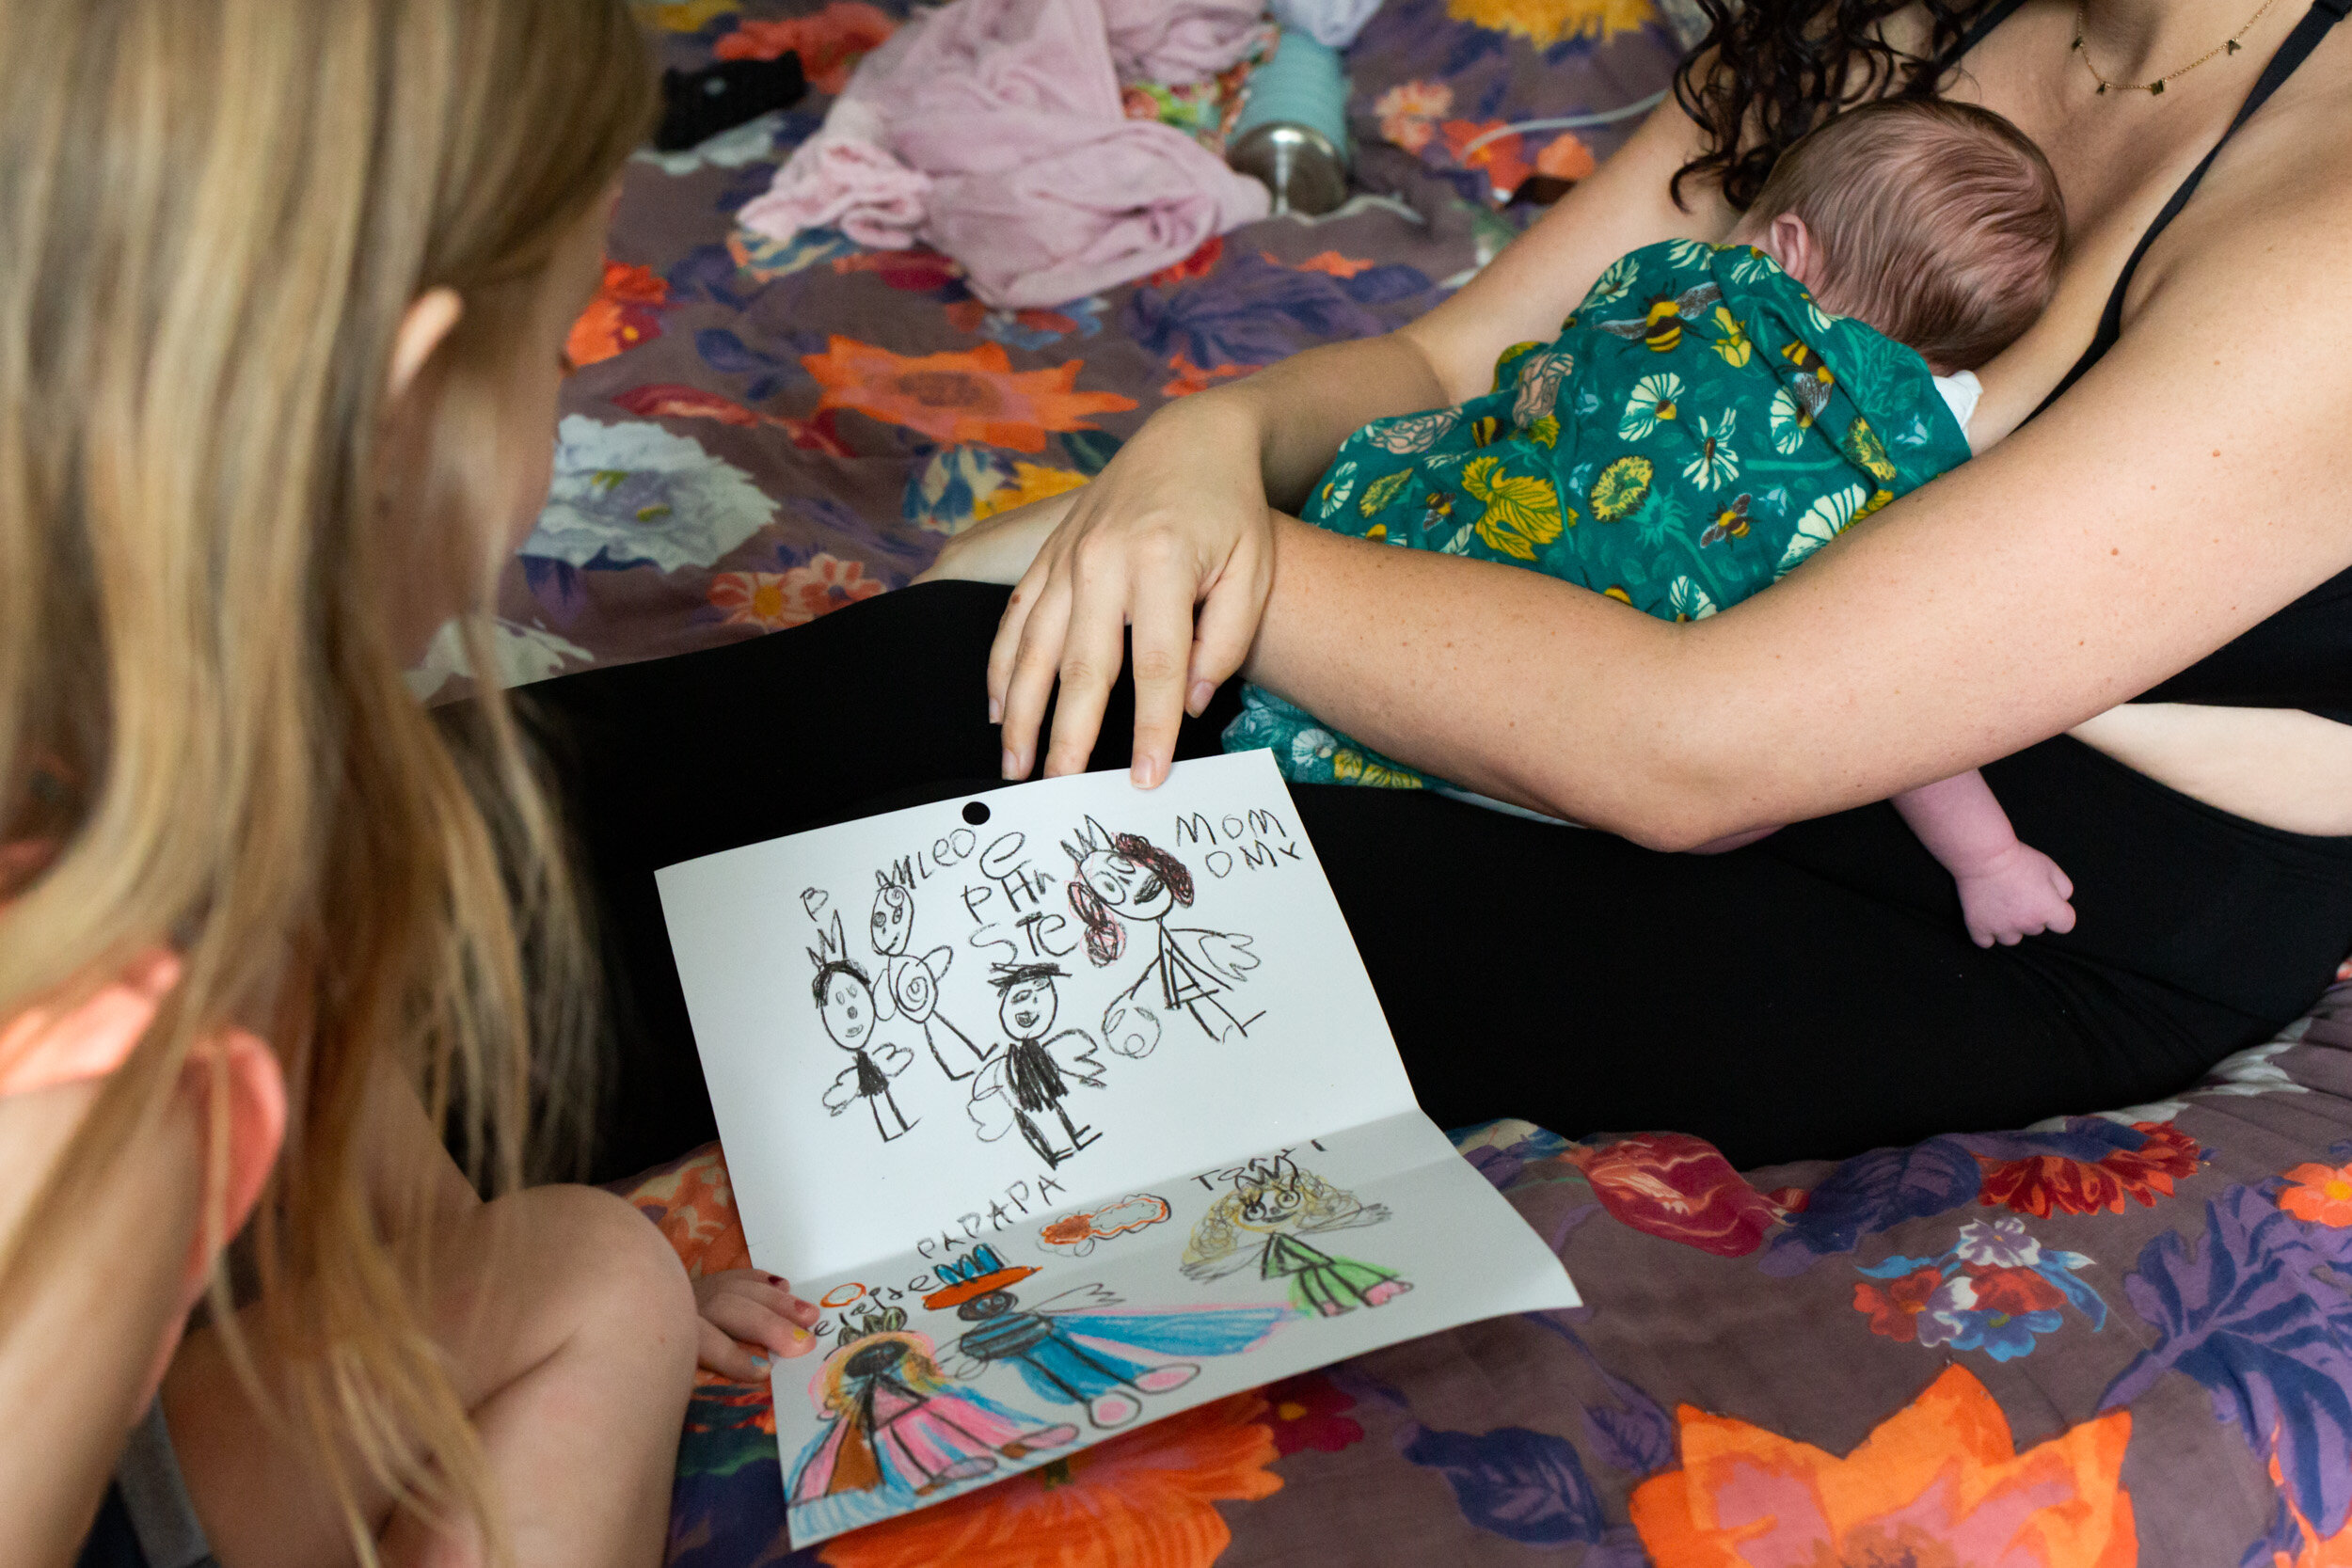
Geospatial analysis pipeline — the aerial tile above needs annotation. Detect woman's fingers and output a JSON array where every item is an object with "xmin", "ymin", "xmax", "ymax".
[
  {"xmin": 1125, "ymin": 553, "xmax": 1205, "ymax": 788},
  {"xmin": 1040, "ymin": 542, "xmax": 1145, "ymax": 778},
  {"xmin": 997, "ymin": 574, "xmax": 1074, "ymax": 779},
  {"xmin": 1185, "ymin": 518, "xmax": 1275, "ymax": 711}
]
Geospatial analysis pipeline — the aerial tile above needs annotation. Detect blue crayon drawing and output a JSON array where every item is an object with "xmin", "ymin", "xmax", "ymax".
[{"xmin": 923, "ymin": 1244, "xmax": 1287, "ymax": 1429}]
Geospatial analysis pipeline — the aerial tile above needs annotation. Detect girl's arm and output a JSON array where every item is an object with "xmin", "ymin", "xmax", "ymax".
[
  {"xmin": 1240, "ymin": 174, "xmax": 2352, "ymax": 846},
  {"xmin": 0, "ymin": 1079, "xmax": 204, "ymax": 1568},
  {"xmin": 961, "ymin": 90, "xmax": 1736, "ymax": 783},
  {"xmin": 2071, "ymin": 705, "xmax": 2352, "ymax": 837}
]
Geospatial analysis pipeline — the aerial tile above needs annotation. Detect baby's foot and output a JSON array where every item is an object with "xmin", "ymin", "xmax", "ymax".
[{"xmin": 1955, "ymin": 843, "xmax": 2077, "ymax": 948}]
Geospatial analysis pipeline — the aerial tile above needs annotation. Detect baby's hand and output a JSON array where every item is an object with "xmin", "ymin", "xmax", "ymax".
[
  {"xmin": 1955, "ymin": 842, "xmax": 2077, "ymax": 948},
  {"xmin": 691, "ymin": 1269, "xmax": 822, "ymax": 1380}
]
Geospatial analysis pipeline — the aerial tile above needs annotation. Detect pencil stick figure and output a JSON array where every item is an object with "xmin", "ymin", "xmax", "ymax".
[
  {"xmin": 1063, "ymin": 817, "xmax": 1261, "ymax": 1051},
  {"xmin": 811, "ymin": 912, "xmax": 915, "ymax": 1142},
  {"xmin": 869, "ymin": 867, "xmax": 989, "ymax": 1082},
  {"xmin": 966, "ymin": 962, "xmax": 1103, "ymax": 1169}
]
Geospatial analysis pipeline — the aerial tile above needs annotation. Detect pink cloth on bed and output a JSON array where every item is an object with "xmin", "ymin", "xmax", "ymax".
[{"xmin": 735, "ymin": 0, "xmax": 1269, "ymax": 309}]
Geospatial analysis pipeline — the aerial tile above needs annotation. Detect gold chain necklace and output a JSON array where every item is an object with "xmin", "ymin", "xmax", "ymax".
[{"xmin": 2071, "ymin": 0, "xmax": 2281, "ymax": 93}]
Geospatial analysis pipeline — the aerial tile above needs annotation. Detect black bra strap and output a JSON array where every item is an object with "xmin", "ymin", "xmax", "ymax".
[
  {"xmin": 2027, "ymin": 0, "xmax": 2349, "ymax": 420},
  {"xmin": 1937, "ymin": 0, "xmax": 2036, "ymax": 71}
]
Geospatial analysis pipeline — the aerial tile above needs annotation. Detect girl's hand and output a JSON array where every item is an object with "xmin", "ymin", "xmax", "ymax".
[
  {"xmin": 913, "ymin": 488, "xmax": 1082, "ymax": 587},
  {"xmin": 991, "ymin": 397, "xmax": 1275, "ymax": 786},
  {"xmin": 691, "ymin": 1270, "xmax": 821, "ymax": 1380}
]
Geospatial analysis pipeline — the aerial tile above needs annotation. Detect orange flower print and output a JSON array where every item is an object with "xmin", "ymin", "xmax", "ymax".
[
  {"xmin": 1448, "ymin": 0, "xmax": 1656, "ymax": 48},
  {"xmin": 1374, "ymin": 80, "xmax": 1452, "ymax": 154},
  {"xmin": 1534, "ymin": 132, "xmax": 1597, "ymax": 182},
  {"xmin": 708, "ymin": 554, "xmax": 884, "ymax": 632},
  {"xmin": 1438, "ymin": 120, "xmax": 1532, "ymax": 202},
  {"xmin": 2280, "ymin": 1162, "xmax": 2352, "ymax": 1227},
  {"xmin": 565, "ymin": 260, "xmax": 669, "ymax": 370},
  {"xmin": 1162, "ymin": 353, "xmax": 1255, "ymax": 400},
  {"xmin": 1289, "ymin": 250, "xmax": 1375, "ymax": 278},
  {"xmin": 818, "ymin": 1391, "xmax": 1282, "ymax": 1568},
  {"xmin": 970, "ymin": 462, "xmax": 1088, "ymax": 524},
  {"xmin": 803, "ymin": 338, "xmax": 1136, "ymax": 453},
  {"xmin": 620, "ymin": 1142, "xmax": 750, "ymax": 1278},
  {"xmin": 714, "ymin": 2, "xmax": 897, "ymax": 95},
  {"xmin": 1977, "ymin": 1120, "xmax": 2201, "ymax": 1217},
  {"xmin": 2269, "ymin": 1446, "xmax": 2352, "ymax": 1566},
  {"xmin": 1630, "ymin": 1364, "xmax": 2137, "ymax": 1567}
]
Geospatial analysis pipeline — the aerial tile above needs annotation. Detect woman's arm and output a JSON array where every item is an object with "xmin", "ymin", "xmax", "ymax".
[
  {"xmin": 1245, "ymin": 182, "xmax": 2352, "ymax": 847},
  {"xmin": 2071, "ymin": 705, "xmax": 2352, "ymax": 837},
  {"xmin": 971, "ymin": 90, "xmax": 1737, "ymax": 784}
]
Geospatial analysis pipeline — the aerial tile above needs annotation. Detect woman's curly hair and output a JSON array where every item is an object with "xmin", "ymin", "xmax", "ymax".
[{"xmin": 1672, "ymin": 0, "xmax": 2000, "ymax": 211}]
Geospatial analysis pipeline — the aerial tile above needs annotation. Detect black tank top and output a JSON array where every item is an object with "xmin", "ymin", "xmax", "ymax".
[{"xmin": 1937, "ymin": 0, "xmax": 2352, "ymax": 721}]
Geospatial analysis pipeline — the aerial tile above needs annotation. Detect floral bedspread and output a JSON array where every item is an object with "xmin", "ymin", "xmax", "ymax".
[
  {"xmin": 413, "ymin": 0, "xmax": 1684, "ymax": 696},
  {"xmin": 526, "ymin": 4, "xmax": 2352, "ymax": 1563},
  {"xmin": 626, "ymin": 969, "xmax": 2352, "ymax": 1567}
]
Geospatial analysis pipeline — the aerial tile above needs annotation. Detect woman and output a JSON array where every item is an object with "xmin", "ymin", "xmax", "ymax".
[
  {"xmin": 4, "ymin": 3, "xmax": 820, "ymax": 1565},
  {"xmin": 538, "ymin": 0, "xmax": 2352, "ymax": 1180}
]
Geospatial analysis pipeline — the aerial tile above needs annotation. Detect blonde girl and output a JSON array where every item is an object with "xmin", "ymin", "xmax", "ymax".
[{"xmin": 0, "ymin": 2, "xmax": 816, "ymax": 1565}]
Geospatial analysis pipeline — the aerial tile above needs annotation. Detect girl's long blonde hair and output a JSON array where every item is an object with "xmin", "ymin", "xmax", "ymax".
[{"xmin": 0, "ymin": 0, "xmax": 652, "ymax": 1549}]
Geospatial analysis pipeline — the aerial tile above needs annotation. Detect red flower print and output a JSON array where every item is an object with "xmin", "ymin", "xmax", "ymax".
[
  {"xmin": 1962, "ymin": 1264, "xmax": 2066, "ymax": 1318},
  {"xmin": 1146, "ymin": 235, "xmax": 1224, "ymax": 289},
  {"xmin": 1162, "ymin": 353, "xmax": 1254, "ymax": 399},
  {"xmin": 1259, "ymin": 1372, "xmax": 1364, "ymax": 1457},
  {"xmin": 1438, "ymin": 119, "xmax": 1531, "ymax": 201},
  {"xmin": 707, "ymin": 554, "xmax": 884, "ymax": 632},
  {"xmin": 714, "ymin": 2, "xmax": 896, "ymax": 96},
  {"xmin": 1566, "ymin": 1133, "xmax": 1785, "ymax": 1257},
  {"xmin": 834, "ymin": 245, "xmax": 966, "ymax": 293},
  {"xmin": 565, "ymin": 261, "xmax": 669, "ymax": 370},
  {"xmin": 1976, "ymin": 1121, "xmax": 2200, "ymax": 1217},
  {"xmin": 1853, "ymin": 1266, "xmax": 1943, "ymax": 1344}
]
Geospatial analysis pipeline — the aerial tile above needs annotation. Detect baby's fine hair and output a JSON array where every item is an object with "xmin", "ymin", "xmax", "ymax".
[{"xmin": 1752, "ymin": 98, "xmax": 2065, "ymax": 373}]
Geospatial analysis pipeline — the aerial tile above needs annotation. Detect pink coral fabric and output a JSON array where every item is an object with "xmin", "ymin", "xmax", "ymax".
[
  {"xmin": 736, "ymin": 0, "xmax": 1269, "ymax": 309},
  {"xmin": 738, "ymin": 103, "xmax": 930, "ymax": 251}
]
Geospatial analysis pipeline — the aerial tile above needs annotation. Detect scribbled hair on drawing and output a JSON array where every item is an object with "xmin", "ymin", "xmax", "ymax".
[
  {"xmin": 1180, "ymin": 1155, "xmax": 1391, "ymax": 1279},
  {"xmin": 810, "ymin": 1330, "xmax": 951, "ymax": 1418},
  {"xmin": 1064, "ymin": 827, "xmax": 1196, "ymax": 968},
  {"xmin": 990, "ymin": 961, "xmax": 1068, "ymax": 992},
  {"xmin": 808, "ymin": 911, "xmax": 872, "ymax": 1002}
]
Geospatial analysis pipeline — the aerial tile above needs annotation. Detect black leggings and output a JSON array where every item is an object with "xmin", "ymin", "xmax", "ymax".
[{"xmin": 522, "ymin": 581, "xmax": 2352, "ymax": 1177}]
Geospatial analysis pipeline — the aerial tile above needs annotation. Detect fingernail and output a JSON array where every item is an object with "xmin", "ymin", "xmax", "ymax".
[
  {"xmin": 765, "ymin": 1274, "xmax": 786, "ymax": 1287},
  {"xmin": 751, "ymin": 1354, "xmax": 772, "ymax": 1372},
  {"xmin": 790, "ymin": 1327, "xmax": 812, "ymax": 1344},
  {"xmin": 1187, "ymin": 680, "xmax": 1214, "ymax": 715},
  {"xmin": 989, "ymin": 696, "xmax": 1003, "ymax": 724},
  {"xmin": 1001, "ymin": 748, "xmax": 1020, "ymax": 779},
  {"xmin": 1131, "ymin": 754, "xmax": 1159, "ymax": 788}
]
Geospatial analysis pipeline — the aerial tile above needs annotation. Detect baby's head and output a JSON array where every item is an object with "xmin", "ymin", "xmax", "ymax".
[{"xmin": 1726, "ymin": 99, "xmax": 2064, "ymax": 373}]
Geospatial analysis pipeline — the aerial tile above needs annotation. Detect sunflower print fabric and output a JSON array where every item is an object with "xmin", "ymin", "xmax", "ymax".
[{"xmin": 1224, "ymin": 239, "xmax": 1974, "ymax": 791}]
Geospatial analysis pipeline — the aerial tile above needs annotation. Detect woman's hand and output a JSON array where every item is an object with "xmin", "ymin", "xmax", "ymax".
[
  {"xmin": 691, "ymin": 1269, "xmax": 821, "ymax": 1380},
  {"xmin": 913, "ymin": 487, "xmax": 1083, "ymax": 588},
  {"xmin": 990, "ymin": 395, "xmax": 1276, "ymax": 786}
]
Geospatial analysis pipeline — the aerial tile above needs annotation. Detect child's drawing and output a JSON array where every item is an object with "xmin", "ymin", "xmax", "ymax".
[
  {"xmin": 1038, "ymin": 1194, "xmax": 1172, "ymax": 1257},
  {"xmin": 1063, "ymin": 817, "xmax": 1262, "ymax": 1049},
  {"xmin": 924, "ymin": 1245, "xmax": 1286, "ymax": 1429},
  {"xmin": 1182, "ymin": 1154, "xmax": 1412, "ymax": 1316},
  {"xmin": 787, "ymin": 1317, "xmax": 1080, "ymax": 1506},
  {"xmin": 869, "ymin": 868, "xmax": 989, "ymax": 1082},
  {"xmin": 966, "ymin": 962, "xmax": 1104, "ymax": 1168},
  {"xmin": 810, "ymin": 913, "xmax": 915, "ymax": 1143}
]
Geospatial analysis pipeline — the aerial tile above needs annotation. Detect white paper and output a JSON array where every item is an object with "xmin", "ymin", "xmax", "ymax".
[{"xmin": 655, "ymin": 751, "xmax": 1579, "ymax": 1546}]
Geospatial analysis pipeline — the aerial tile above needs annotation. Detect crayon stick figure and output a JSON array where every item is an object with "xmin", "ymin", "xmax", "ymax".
[
  {"xmin": 870, "ymin": 868, "xmax": 989, "ymax": 1082},
  {"xmin": 787, "ymin": 1317, "xmax": 1078, "ymax": 1505},
  {"xmin": 811, "ymin": 912, "xmax": 915, "ymax": 1142},
  {"xmin": 1182, "ymin": 1155, "xmax": 1411, "ymax": 1316},
  {"xmin": 966, "ymin": 962, "xmax": 1102, "ymax": 1168},
  {"xmin": 926, "ymin": 1246, "xmax": 1285, "ymax": 1429},
  {"xmin": 1064, "ymin": 817, "xmax": 1261, "ymax": 1049}
]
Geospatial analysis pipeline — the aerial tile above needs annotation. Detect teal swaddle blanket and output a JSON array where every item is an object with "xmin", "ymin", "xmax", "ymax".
[{"xmin": 1225, "ymin": 238, "xmax": 1974, "ymax": 790}]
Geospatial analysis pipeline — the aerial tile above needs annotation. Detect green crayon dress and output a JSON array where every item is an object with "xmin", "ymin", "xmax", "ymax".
[{"xmin": 1223, "ymin": 239, "xmax": 1974, "ymax": 790}]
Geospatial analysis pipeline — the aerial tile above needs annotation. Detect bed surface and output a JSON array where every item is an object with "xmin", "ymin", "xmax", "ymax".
[{"xmin": 532, "ymin": 5, "xmax": 2352, "ymax": 1562}]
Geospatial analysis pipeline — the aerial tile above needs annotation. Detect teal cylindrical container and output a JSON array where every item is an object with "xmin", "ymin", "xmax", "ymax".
[{"xmin": 1227, "ymin": 30, "xmax": 1352, "ymax": 216}]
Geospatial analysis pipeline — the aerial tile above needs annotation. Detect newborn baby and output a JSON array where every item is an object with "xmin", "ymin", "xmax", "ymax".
[{"xmin": 1231, "ymin": 97, "xmax": 2078, "ymax": 947}]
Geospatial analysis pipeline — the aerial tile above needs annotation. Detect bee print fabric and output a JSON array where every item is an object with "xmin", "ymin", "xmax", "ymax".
[{"xmin": 1224, "ymin": 238, "xmax": 1975, "ymax": 792}]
